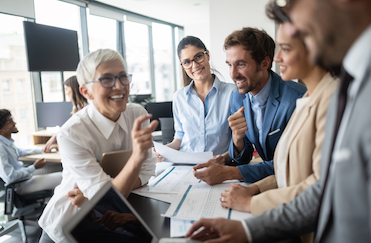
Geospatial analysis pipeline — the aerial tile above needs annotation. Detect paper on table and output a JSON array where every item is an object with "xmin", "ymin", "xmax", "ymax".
[
  {"xmin": 170, "ymin": 218, "xmax": 195, "ymax": 238},
  {"xmin": 164, "ymin": 183, "xmax": 252, "ymax": 221},
  {"xmin": 138, "ymin": 166, "xmax": 203, "ymax": 194},
  {"xmin": 153, "ymin": 141, "xmax": 213, "ymax": 164}
]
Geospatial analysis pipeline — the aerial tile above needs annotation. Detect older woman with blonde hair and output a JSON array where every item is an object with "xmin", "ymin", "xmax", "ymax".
[{"xmin": 39, "ymin": 49, "xmax": 158, "ymax": 243}]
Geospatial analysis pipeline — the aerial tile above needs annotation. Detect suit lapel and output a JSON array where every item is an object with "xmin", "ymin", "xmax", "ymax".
[{"xmin": 262, "ymin": 79, "xmax": 280, "ymax": 155}]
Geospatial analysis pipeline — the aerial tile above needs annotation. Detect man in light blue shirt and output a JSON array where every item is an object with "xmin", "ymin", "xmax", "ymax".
[{"xmin": 0, "ymin": 109, "xmax": 61, "ymax": 194}]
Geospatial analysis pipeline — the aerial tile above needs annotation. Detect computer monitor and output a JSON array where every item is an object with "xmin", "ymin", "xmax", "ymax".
[
  {"xmin": 23, "ymin": 21, "xmax": 80, "ymax": 72},
  {"xmin": 145, "ymin": 102, "xmax": 173, "ymax": 131},
  {"xmin": 36, "ymin": 102, "xmax": 72, "ymax": 128}
]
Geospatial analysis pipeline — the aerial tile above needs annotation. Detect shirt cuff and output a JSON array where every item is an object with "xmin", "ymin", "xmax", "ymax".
[
  {"xmin": 233, "ymin": 144, "xmax": 246, "ymax": 160},
  {"xmin": 241, "ymin": 219, "xmax": 253, "ymax": 242}
]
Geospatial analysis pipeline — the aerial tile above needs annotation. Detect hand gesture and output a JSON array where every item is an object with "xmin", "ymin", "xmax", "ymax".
[
  {"xmin": 131, "ymin": 114, "xmax": 158, "ymax": 164},
  {"xmin": 228, "ymin": 107, "xmax": 248, "ymax": 152},
  {"xmin": 193, "ymin": 162, "xmax": 227, "ymax": 185}
]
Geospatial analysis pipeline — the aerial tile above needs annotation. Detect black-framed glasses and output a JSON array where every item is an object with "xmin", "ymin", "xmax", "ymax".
[
  {"xmin": 274, "ymin": 0, "xmax": 291, "ymax": 23},
  {"xmin": 180, "ymin": 51, "xmax": 208, "ymax": 69},
  {"xmin": 87, "ymin": 74, "xmax": 133, "ymax": 88},
  {"xmin": 5, "ymin": 118, "xmax": 14, "ymax": 124}
]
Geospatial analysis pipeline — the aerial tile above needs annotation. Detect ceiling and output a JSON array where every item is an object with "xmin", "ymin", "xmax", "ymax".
[{"xmin": 94, "ymin": 0, "xmax": 209, "ymax": 27}]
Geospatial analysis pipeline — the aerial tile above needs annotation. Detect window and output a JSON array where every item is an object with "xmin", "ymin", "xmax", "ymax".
[
  {"xmin": 41, "ymin": 72, "xmax": 64, "ymax": 102},
  {"xmin": 2, "ymin": 80, "xmax": 11, "ymax": 93},
  {"xmin": 87, "ymin": 13, "xmax": 117, "ymax": 51},
  {"xmin": 153, "ymin": 23, "xmax": 174, "ymax": 101},
  {"xmin": 124, "ymin": 21, "xmax": 151, "ymax": 95},
  {"xmin": 16, "ymin": 79, "xmax": 25, "ymax": 92},
  {"xmin": 0, "ymin": 13, "xmax": 36, "ymax": 146}
]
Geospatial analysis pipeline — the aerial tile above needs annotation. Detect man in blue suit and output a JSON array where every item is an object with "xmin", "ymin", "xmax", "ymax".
[{"xmin": 194, "ymin": 27, "xmax": 306, "ymax": 185}]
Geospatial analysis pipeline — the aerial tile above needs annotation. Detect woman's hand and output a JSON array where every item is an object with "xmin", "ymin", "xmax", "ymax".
[{"xmin": 66, "ymin": 187, "xmax": 88, "ymax": 208}]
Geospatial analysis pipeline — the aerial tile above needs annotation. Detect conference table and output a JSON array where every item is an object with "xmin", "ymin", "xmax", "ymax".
[{"xmin": 18, "ymin": 150, "xmax": 262, "ymax": 239}]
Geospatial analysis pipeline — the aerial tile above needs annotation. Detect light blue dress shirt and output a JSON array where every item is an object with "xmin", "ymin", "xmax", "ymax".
[
  {"xmin": 173, "ymin": 76, "xmax": 236, "ymax": 155},
  {"xmin": 247, "ymin": 75, "xmax": 272, "ymax": 148},
  {"xmin": 0, "ymin": 135, "xmax": 42, "ymax": 185}
]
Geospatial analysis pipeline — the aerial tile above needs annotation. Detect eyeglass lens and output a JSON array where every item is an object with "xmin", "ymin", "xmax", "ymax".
[
  {"xmin": 182, "ymin": 52, "xmax": 206, "ymax": 69},
  {"xmin": 100, "ymin": 74, "xmax": 132, "ymax": 88}
]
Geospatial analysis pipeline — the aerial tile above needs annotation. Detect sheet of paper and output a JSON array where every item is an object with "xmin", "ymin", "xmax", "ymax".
[
  {"xmin": 131, "ymin": 187, "xmax": 178, "ymax": 204},
  {"xmin": 170, "ymin": 218, "xmax": 195, "ymax": 237},
  {"xmin": 153, "ymin": 141, "xmax": 213, "ymax": 164},
  {"xmin": 164, "ymin": 183, "xmax": 253, "ymax": 221},
  {"xmin": 139, "ymin": 166, "xmax": 203, "ymax": 194}
]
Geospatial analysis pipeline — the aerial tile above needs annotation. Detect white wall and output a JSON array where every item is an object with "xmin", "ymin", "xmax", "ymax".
[{"xmin": 184, "ymin": 0, "xmax": 276, "ymax": 83}]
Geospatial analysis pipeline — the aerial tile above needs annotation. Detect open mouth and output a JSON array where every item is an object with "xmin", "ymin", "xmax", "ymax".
[
  {"xmin": 110, "ymin": 94, "xmax": 125, "ymax": 100},
  {"xmin": 193, "ymin": 67, "xmax": 204, "ymax": 75}
]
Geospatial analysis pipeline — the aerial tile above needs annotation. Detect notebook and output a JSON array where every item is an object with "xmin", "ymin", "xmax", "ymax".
[
  {"xmin": 62, "ymin": 181, "xmax": 201, "ymax": 243},
  {"xmin": 99, "ymin": 149, "xmax": 132, "ymax": 178}
]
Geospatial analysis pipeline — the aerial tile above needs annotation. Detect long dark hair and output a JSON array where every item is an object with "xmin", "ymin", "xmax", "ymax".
[{"xmin": 64, "ymin": 76, "xmax": 87, "ymax": 114}]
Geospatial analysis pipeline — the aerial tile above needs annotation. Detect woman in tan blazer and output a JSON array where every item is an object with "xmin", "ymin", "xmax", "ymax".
[{"xmin": 220, "ymin": 22, "xmax": 338, "ymax": 217}]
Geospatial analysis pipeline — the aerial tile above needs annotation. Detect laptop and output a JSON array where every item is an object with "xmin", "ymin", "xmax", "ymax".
[
  {"xmin": 99, "ymin": 149, "xmax": 132, "ymax": 178},
  {"xmin": 62, "ymin": 181, "xmax": 201, "ymax": 243}
]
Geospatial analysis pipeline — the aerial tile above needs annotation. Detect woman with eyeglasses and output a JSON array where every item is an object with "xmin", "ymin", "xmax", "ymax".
[
  {"xmin": 154, "ymin": 36, "xmax": 236, "ymax": 164},
  {"xmin": 39, "ymin": 49, "xmax": 158, "ymax": 243}
]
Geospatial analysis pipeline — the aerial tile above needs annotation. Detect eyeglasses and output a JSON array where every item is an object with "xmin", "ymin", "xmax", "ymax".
[
  {"xmin": 87, "ymin": 74, "xmax": 133, "ymax": 88},
  {"xmin": 180, "ymin": 51, "xmax": 208, "ymax": 69},
  {"xmin": 274, "ymin": 0, "xmax": 291, "ymax": 23},
  {"xmin": 5, "ymin": 118, "xmax": 14, "ymax": 124}
]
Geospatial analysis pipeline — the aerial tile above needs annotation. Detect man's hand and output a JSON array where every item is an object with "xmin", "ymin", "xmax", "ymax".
[
  {"xmin": 131, "ymin": 114, "xmax": 158, "ymax": 163},
  {"xmin": 220, "ymin": 184, "xmax": 260, "ymax": 212},
  {"xmin": 209, "ymin": 155, "xmax": 226, "ymax": 165},
  {"xmin": 228, "ymin": 107, "xmax": 248, "ymax": 153},
  {"xmin": 66, "ymin": 187, "xmax": 88, "ymax": 208},
  {"xmin": 34, "ymin": 158, "xmax": 46, "ymax": 169},
  {"xmin": 185, "ymin": 218, "xmax": 248, "ymax": 243},
  {"xmin": 193, "ymin": 162, "xmax": 233, "ymax": 185}
]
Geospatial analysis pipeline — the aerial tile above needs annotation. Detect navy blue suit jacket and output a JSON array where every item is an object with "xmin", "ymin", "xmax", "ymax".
[{"xmin": 228, "ymin": 71, "xmax": 306, "ymax": 183}]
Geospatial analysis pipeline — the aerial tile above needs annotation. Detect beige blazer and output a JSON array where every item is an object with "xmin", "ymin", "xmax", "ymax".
[{"xmin": 251, "ymin": 73, "xmax": 338, "ymax": 215}]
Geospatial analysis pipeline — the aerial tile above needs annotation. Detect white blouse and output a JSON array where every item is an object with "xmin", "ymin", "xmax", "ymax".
[
  {"xmin": 39, "ymin": 103, "xmax": 156, "ymax": 242},
  {"xmin": 276, "ymin": 96, "xmax": 310, "ymax": 188}
]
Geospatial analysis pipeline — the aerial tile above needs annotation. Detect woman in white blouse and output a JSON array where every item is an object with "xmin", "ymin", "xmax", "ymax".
[{"xmin": 39, "ymin": 49, "xmax": 158, "ymax": 243}]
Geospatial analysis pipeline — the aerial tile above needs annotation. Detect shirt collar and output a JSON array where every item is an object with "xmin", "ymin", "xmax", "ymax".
[
  {"xmin": 185, "ymin": 75, "xmax": 219, "ymax": 95},
  {"xmin": 343, "ymin": 24, "xmax": 371, "ymax": 82},
  {"xmin": 247, "ymin": 73, "xmax": 272, "ymax": 106},
  {"xmin": 0, "ymin": 134, "xmax": 14, "ymax": 146},
  {"xmin": 87, "ymin": 103, "xmax": 129, "ymax": 139}
]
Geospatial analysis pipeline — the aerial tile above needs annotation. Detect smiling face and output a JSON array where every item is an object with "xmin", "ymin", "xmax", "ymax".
[
  {"xmin": 287, "ymin": 0, "xmax": 349, "ymax": 70},
  {"xmin": 274, "ymin": 23, "xmax": 312, "ymax": 81},
  {"xmin": 83, "ymin": 59, "xmax": 130, "ymax": 121},
  {"xmin": 180, "ymin": 45, "xmax": 211, "ymax": 82},
  {"xmin": 0, "ymin": 116, "xmax": 18, "ymax": 139},
  {"xmin": 226, "ymin": 45, "xmax": 268, "ymax": 95}
]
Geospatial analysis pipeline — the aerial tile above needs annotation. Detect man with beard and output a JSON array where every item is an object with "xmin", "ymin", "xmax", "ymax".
[
  {"xmin": 0, "ymin": 109, "xmax": 61, "ymax": 195},
  {"xmin": 194, "ymin": 27, "xmax": 306, "ymax": 185},
  {"xmin": 185, "ymin": 0, "xmax": 371, "ymax": 242}
]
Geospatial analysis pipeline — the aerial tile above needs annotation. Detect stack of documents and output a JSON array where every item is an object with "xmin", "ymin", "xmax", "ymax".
[{"xmin": 132, "ymin": 142, "xmax": 253, "ymax": 237}]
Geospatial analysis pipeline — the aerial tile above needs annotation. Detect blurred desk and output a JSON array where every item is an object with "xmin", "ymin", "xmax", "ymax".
[{"xmin": 19, "ymin": 152, "xmax": 61, "ymax": 163}]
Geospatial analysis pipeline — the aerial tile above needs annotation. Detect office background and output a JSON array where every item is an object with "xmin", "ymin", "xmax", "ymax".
[{"xmin": 0, "ymin": 0, "xmax": 276, "ymax": 148}]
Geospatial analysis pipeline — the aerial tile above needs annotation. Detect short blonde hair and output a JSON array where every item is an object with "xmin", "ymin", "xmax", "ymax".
[{"xmin": 76, "ymin": 49, "xmax": 126, "ymax": 89}]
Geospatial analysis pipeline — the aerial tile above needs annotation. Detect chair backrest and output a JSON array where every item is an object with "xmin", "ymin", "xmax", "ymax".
[{"xmin": 159, "ymin": 117, "xmax": 174, "ymax": 145}]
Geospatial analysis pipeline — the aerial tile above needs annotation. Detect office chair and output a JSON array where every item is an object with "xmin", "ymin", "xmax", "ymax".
[
  {"xmin": 0, "ymin": 177, "xmax": 53, "ymax": 243},
  {"xmin": 159, "ymin": 118, "xmax": 175, "ymax": 145}
]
